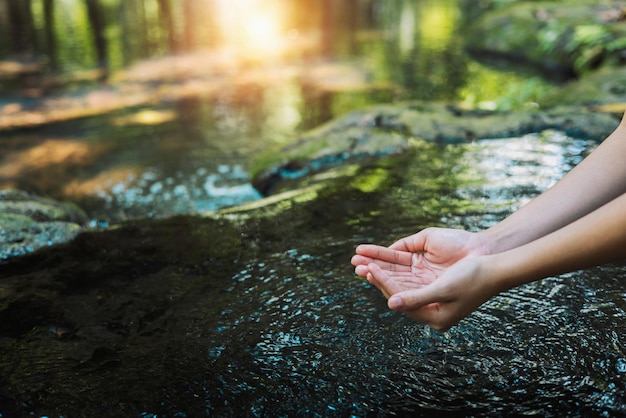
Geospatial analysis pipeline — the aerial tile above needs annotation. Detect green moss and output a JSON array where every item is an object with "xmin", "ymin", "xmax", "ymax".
[{"xmin": 467, "ymin": 1, "xmax": 626, "ymax": 76}]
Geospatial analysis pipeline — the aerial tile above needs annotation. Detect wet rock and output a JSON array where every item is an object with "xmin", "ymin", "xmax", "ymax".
[
  {"xmin": 0, "ymin": 189, "xmax": 87, "ymax": 260},
  {"xmin": 542, "ymin": 66, "xmax": 626, "ymax": 108},
  {"xmin": 465, "ymin": 1, "xmax": 626, "ymax": 76},
  {"xmin": 251, "ymin": 103, "xmax": 621, "ymax": 195}
]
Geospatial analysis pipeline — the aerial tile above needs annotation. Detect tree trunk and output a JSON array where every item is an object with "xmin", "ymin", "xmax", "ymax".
[
  {"xmin": 85, "ymin": 0, "xmax": 109, "ymax": 75},
  {"xmin": 43, "ymin": 0, "xmax": 58, "ymax": 70},
  {"xmin": 321, "ymin": 0, "xmax": 334, "ymax": 57},
  {"xmin": 181, "ymin": 0, "xmax": 195, "ymax": 51},
  {"xmin": 6, "ymin": 0, "xmax": 36, "ymax": 58},
  {"xmin": 157, "ymin": 0, "xmax": 178, "ymax": 53}
]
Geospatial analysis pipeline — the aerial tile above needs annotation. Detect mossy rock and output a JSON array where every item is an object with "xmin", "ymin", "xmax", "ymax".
[
  {"xmin": 465, "ymin": 1, "xmax": 626, "ymax": 76},
  {"xmin": 0, "ymin": 189, "xmax": 87, "ymax": 260},
  {"xmin": 542, "ymin": 66, "xmax": 626, "ymax": 108},
  {"xmin": 251, "ymin": 102, "xmax": 620, "ymax": 196}
]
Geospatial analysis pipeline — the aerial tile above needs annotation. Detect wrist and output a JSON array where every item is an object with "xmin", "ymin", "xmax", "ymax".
[
  {"xmin": 469, "ymin": 229, "xmax": 499, "ymax": 257},
  {"xmin": 475, "ymin": 222, "xmax": 527, "ymax": 256},
  {"xmin": 485, "ymin": 244, "xmax": 545, "ymax": 294}
]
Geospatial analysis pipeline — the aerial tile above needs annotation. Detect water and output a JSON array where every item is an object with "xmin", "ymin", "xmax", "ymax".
[
  {"xmin": 156, "ymin": 131, "xmax": 622, "ymax": 416},
  {"xmin": 0, "ymin": 130, "xmax": 624, "ymax": 416}
]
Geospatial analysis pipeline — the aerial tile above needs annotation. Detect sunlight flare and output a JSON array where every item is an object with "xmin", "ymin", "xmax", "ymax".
[{"xmin": 215, "ymin": 0, "xmax": 286, "ymax": 61}]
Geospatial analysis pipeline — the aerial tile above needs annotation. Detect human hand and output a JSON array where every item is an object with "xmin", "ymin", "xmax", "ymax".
[
  {"xmin": 366, "ymin": 256, "xmax": 500, "ymax": 331},
  {"xmin": 351, "ymin": 227, "xmax": 488, "ymax": 287},
  {"xmin": 351, "ymin": 227, "xmax": 493, "ymax": 330}
]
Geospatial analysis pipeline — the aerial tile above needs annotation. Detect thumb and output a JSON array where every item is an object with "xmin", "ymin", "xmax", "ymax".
[
  {"xmin": 388, "ymin": 286, "xmax": 457, "ymax": 332},
  {"xmin": 389, "ymin": 228, "xmax": 429, "ymax": 252},
  {"xmin": 388, "ymin": 285, "xmax": 445, "ymax": 312}
]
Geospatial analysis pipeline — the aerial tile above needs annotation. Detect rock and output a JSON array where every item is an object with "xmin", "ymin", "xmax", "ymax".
[
  {"xmin": 465, "ymin": 1, "xmax": 626, "ymax": 76},
  {"xmin": 0, "ymin": 189, "xmax": 87, "ymax": 260},
  {"xmin": 251, "ymin": 103, "xmax": 621, "ymax": 196},
  {"xmin": 542, "ymin": 66, "xmax": 626, "ymax": 108}
]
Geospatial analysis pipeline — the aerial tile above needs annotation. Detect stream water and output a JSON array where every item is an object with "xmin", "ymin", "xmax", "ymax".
[
  {"xmin": 188, "ymin": 130, "xmax": 626, "ymax": 416},
  {"xmin": 0, "ymin": 0, "xmax": 624, "ymax": 416},
  {"xmin": 0, "ymin": 0, "xmax": 557, "ymax": 224}
]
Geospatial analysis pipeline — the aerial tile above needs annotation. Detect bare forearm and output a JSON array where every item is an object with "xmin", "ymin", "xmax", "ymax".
[
  {"xmin": 480, "ymin": 116, "xmax": 626, "ymax": 254},
  {"xmin": 489, "ymin": 192, "xmax": 626, "ymax": 293}
]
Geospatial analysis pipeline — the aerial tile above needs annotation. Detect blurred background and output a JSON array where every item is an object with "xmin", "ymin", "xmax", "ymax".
[{"xmin": 0, "ymin": 0, "xmax": 557, "ymax": 222}]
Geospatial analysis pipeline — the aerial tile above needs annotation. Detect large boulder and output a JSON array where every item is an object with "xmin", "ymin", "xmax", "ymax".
[{"xmin": 542, "ymin": 66, "xmax": 626, "ymax": 107}]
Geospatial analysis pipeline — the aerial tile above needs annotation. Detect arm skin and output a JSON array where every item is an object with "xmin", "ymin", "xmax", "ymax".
[
  {"xmin": 366, "ymin": 192, "xmax": 626, "ymax": 331},
  {"xmin": 352, "ymin": 113, "xmax": 626, "ymax": 330}
]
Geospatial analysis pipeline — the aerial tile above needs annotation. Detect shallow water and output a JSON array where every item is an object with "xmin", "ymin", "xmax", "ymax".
[
  {"xmin": 173, "ymin": 131, "xmax": 624, "ymax": 416},
  {"xmin": 1, "ymin": 130, "xmax": 624, "ymax": 416}
]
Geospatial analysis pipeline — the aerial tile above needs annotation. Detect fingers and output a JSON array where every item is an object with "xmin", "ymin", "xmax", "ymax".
[
  {"xmin": 388, "ymin": 287, "xmax": 441, "ymax": 312},
  {"xmin": 388, "ymin": 288, "xmax": 453, "ymax": 332},
  {"xmin": 351, "ymin": 253, "xmax": 412, "ymax": 275},
  {"xmin": 354, "ymin": 264, "xmax": 369, "ymax": 277},
  {"xmin": 366, "ymin": 272, "xmax": 392, "ymax": 299},
  {"xmin": 367, "ymin": 262, "xmax": 459, "ymax": 331},
  {"xmin": 351, "ymin": 245, "xmax": 413, "ymax": 278},
  {"xmin": 366, "ymin": 263, "xmax": 404, "ymax": 298},
  {"xmin": 355, "ymin": 244, "xmax": 413, "ymax": 266},
  {"xmin": 389, "ymin": 229, "xmax": 429, "ymax": 252}
]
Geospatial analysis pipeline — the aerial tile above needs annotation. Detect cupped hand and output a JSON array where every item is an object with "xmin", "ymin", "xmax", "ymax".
[
  {"xmin": 351, "ymin": 227, "xmax": 489, "ymax": 285},
  {"xmin": 366, "ymin": 256, "xmax": 499, "ymax": 331},
  {"xmin": 350, "ymin": 227, "xmax": 493, "ymax": 330}
]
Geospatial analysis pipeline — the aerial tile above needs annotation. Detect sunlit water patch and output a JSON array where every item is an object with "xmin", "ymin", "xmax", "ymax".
[{"xmin": 382, "ymin": 130, "xmax": 599, "ymax": 239}]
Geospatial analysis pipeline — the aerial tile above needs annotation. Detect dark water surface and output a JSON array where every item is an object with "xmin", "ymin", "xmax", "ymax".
[
  {"xmin": 1, "ymin": 130, "xmax": 624, "ymax": 416},
  {"xmin": 194, "ymin": 132, "xmax": 626, "ymax": 417}
]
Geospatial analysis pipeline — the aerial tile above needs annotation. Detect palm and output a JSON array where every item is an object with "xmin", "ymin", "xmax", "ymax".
[{"xmin": 352, "ymin": 228, "xmax": 482, "ymax": 297}]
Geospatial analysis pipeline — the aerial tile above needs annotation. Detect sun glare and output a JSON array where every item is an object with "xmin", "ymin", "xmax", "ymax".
[{"xmin": 215, "ymin": 0, "xmax": 286, "ymax": 62}]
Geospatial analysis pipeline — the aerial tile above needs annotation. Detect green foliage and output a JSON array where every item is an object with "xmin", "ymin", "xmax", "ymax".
[
  {"xmin": 606, "ymin": 36, "xmax": 626, "ymax": 52},
  {"xmin": 534, "ymin": 18, "xmax": 626, "ymax": 75},
  {"xmin": 459, "ymin": 61, "xmax": 557, "ymax": 111},
  {"xmin": 567, "ymin": 24, "xmax": 610, "ymax": 53},
  {"xmin": 565, "ymin": 24, "xmax": 610, "ymax": 73},
  {"xmin": 537, "ymin": 19, "xmax": 566, "ymax": 55},
  {"xmin": 494, "ymin": 77, "xmax": 555, "ymax": 111}
]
